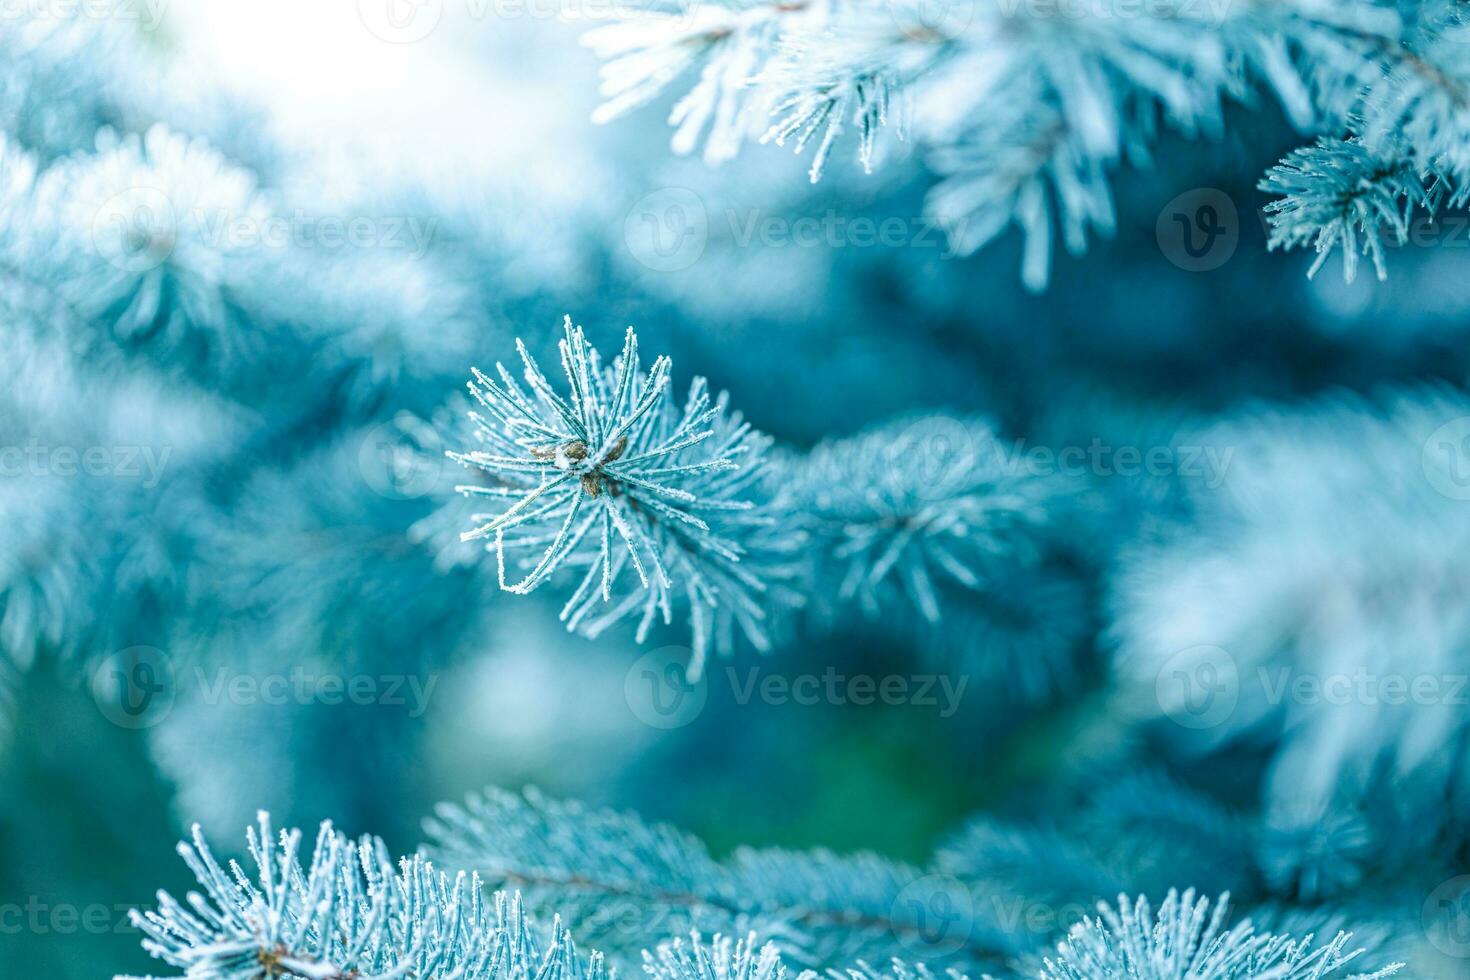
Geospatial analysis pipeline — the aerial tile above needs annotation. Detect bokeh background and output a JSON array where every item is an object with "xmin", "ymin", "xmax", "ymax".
[{"xmin": 3, "ymin": 2, "xmax": 1470, "ymax": 977}]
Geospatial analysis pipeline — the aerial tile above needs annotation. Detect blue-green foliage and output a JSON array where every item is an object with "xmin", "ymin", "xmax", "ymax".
[
  {"xmin": 1112, "ymin": 388, "xmax": 1470, "ymax": 849},
  {"xmin": 120, "ymin": 813, "xmax": 1403, "ymax": 980},
  {"xmin": 0, "ymin": 14, "xmax": 501, "ymax": 846},
  {"xmin": 448, "ymin": 318, "xmax": 796, "ymax": 676},
  {"xmin": 643, "ymin": 934, "xmax": 795, "ymax": 980},
  {"xmin": 1040, "ymin": 890, "xmax": 1400, "ymax": 980},
  {"xmin": 578, "ymin": 0, "xmax": 1425, "ymax": 287},
  {"xmin": 422, "ymin": 787, "xmax": 1014, "ymax": 974},
  {"xmin": 1259, "ymin": 2, "xmax": 1470, "ymax": 279},
  {"xmin": 1260, "ymin": 136, "xmax": 1444, "ymax": 283},
  {"xmin": 418, "ymin": 785, "xmax": 1418, "ymax": 979},
  {"xmin": 122, "ymin": 813, "xmax": 607, "ymax": 980},
  {"xmin": 783, "ymin": 415, "xmax": 1063, "ymax": 625},
  {"xmin": 3, "ymin": 9, "xmax": 1469, "ymax": 980}
]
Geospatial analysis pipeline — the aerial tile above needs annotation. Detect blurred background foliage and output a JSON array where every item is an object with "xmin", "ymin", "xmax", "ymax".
[{"xmin": 1, "ymin": 3, "xmax": 1469, "ymax": 978}]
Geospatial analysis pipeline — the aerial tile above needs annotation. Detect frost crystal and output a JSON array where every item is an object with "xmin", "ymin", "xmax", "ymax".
[
  {"xmin": 449, "ymin": 317, "xmax": 785, "ymax": 675},
  {"xmin": 121, "ymin": 812, "xmax": 606, "ymax": 980},
  {"xmin": 1040, "ymin": 890, "xmax": 1401, "ymax": 980}
]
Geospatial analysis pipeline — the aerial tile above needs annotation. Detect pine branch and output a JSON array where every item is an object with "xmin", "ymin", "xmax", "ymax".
[
  {"xmin": 121, "ymin": 812, "xmax": 608, "ymax": 980},
  {"xmin": 444, "ymin": 318, "xmax": 798, "ymax": 676},
  {"xmin": 580, "ymin": 1, "xmax": 818, "ymax": 166},
  {"xmin": 784, "ymin": 415, "xmax": 1068, "ymax": 627},
  {"xmin": 0, "ymin": 17, "xmax": 146, "ymax": 163},
  {"xmin": 1259, "ymin": 136, "xmax": 1438, "ymax": 282},
  {"xmin": 423, "ymin": 788, "xmax": 1017, "ymax": 974},
  {"xmin": 936, "ymin": 821, "xmax": 1128, "ymax": 924},
  {"xmin": 1039, "ymin": 890, "xmax": 1401, "ymax": 980},
  {"xmin": 23, "ymin": 124, "xmax": 272, "ymax": 365},
  {"xmin": 423, "ymin": 787, "xmax": 746, "ymax": 954},
  {"xmin": 643, "ymin": 933, "xmax": 977, "ymax": 980},
  {"xmin": 1261, "ymin": 3, "xmax": 1470, "ymax": 279},
  {"xmin": 575, "ymin": 0, "xmax": 1405, "ymax": 287},
  {"xmin": 643, "ymin": 933, "xmax": 802, "ymax": 980},
  {"xmin": 1111, "ymin": 386, "xmax": 1470, "ymax": 840}
]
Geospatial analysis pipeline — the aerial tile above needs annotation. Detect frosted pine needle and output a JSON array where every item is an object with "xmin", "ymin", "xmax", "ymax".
[{"xmin": 448, "ymin": 317, "xmax": 787, "ymax": 676}]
